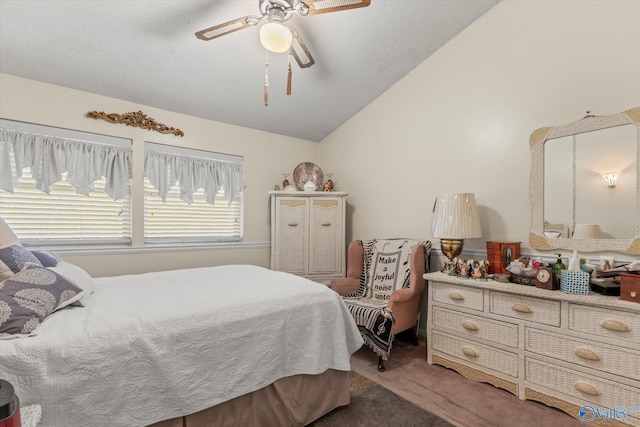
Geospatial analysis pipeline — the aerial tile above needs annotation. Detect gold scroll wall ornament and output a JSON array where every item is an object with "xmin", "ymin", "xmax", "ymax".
[{"xmin": 86, "ymin": 110, "xmax": 184, "ymax": 137}]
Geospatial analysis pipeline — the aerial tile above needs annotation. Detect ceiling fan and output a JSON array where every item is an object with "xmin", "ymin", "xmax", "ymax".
[{"xmin": 195, "ymin": 0, "xmax": 371, "ymax": 69}]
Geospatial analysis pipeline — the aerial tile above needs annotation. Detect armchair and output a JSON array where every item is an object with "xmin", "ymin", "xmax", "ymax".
[{"xmin": 329, "ymin": 238, "xmax": 431, "ymax": 371}]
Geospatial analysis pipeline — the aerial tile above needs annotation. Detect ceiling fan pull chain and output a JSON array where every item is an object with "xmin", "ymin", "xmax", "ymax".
[
  {"xmin": 286, "ymin": 52, "xmax": 292, "ymax": 96},
  {"xmin": 264, "ymin": 50, "xmax": 269, "ymax": 107}
]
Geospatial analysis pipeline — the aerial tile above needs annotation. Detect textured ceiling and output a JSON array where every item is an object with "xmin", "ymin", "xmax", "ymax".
[{"xmin": 0, "ymin": 0, "xmax": 498, "ymax": 142}]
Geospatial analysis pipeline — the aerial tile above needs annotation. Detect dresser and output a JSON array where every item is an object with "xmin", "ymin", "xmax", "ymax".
[
  {"xmin": 270, "ymin": 191, "xmax": 347, "ymax": 282},
  {"xmin": 425, "ymin": 272, "xmax": 640, "ymax": 426}
]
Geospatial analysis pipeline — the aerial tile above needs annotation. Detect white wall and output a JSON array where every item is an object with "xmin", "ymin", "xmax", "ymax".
[
  {"xmin": 0, "ymin": 74, "xmax": 320, "ymax": 276},
  {"xmin": 318, "ymin": 0, "xmax": 640, "ymax": 267}
]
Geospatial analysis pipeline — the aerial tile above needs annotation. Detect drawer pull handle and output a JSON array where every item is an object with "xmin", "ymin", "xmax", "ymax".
[
  {"xmin": 574, "ymin": 382, "xmax": 600, "ymax": 396},
  {"xmin": 321, "ymin": 220, "xmax": 331, "ymax": 227},
  {"xmin": 511, "ymin": 303, "xmax": 532, "ymax": 313},
  {"xmin": 449, "ymin": 292, "xmax": 465, "ymax": 301},
  {"xmin": 462, "ymin": 321, "xmax": 479, "ymax": 331},
  {"xmin": 287, "ymin": 221, "xmax": 298, "ymax": 227},
  {"xmin": 575, "ymin": 348, "xmax": 600, "ymax": 361},
  {"xmin": 600, "ymin": 319, "xmax": 630, "ymax": 332},
  {"xmin": 461, "ymin": 346, "xmax": 478, "ymax": 357}
]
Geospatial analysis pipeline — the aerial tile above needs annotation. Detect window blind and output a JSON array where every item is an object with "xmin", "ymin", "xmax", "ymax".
[
  {"xmin": 0, "ymin": 170, "xmax": 131, "ymax": 246},
  {"xmin": 0, "ymin": 119, "xmax": 132, "ymax": 246},
  {"xmin": 143, "ymin": 143, "xmax": 244, "ymax": 243}
]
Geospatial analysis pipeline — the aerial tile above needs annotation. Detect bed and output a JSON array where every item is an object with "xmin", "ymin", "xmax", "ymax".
[{"xmin": 0, "ymin": 263, "xmax": 363, "ymax": 427}]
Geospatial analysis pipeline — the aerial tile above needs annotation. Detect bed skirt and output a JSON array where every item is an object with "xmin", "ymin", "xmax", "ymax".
[{"xmin": 148, "ymin": 369, "xmax": 350, "ymax": 427}]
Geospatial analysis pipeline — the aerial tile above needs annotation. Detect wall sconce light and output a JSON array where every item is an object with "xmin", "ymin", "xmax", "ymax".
[
  {"xmin": 602, "ymin": 172, "xmax": 619, "ymax": 188},
  {"xmin": 431, "ymin": 193, "xmax": 482, "ymax": 266}
]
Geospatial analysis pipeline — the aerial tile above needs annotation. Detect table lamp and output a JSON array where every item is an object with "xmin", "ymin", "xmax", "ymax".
[{"xmin": 431, "ymin": 193, "xmax": 482, "ymax": 265}]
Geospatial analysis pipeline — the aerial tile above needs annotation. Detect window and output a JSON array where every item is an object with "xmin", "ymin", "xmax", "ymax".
[
  {"xmin": 0, "ymin": 119, "xmax": 132, "ymax": 247},
  {"xmin": 143, "ymin": 142, "xmax": 244, "ymax": 244},
  {"xmin": 0, "ymin": 120, "xmax": 244, "ymax": 250},
  {"xmin": 0, "ymin": 171, "xmax": 131, "ymax": 246}
]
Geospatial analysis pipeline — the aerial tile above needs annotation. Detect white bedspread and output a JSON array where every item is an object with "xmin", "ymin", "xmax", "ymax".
[{"xmin": 0, "ymin": 265, "xmax": 363, "ymax": 427}]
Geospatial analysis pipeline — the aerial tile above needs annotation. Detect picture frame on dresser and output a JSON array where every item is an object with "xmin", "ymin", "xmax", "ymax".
[{"xmin": 424, "ymin": 271, "xmax": 640, "ymax": 426}]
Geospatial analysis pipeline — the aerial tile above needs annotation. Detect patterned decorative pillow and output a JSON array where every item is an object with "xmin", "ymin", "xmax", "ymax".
[
  {"xmin": 29, "ymin": 250, "xmax": 61, "ymax": 267},
  {"xmin": 0, "ymin": 264, "xmax": 84, "ymax": 338},
  {"xmin": 0, "ymin": 245, "xmax": 43, "ymax": 273}
]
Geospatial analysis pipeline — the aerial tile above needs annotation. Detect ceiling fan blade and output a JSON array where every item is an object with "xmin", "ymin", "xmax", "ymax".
[
  {"xmin": 288, "ymin": 28, "xmax": 315, "ymax": 68},
  {"xmin": 195, "ymin": 16, "xmax": 261, "ymax": 41},
  {"xmin": 297, "ymin": 0, "xmax": 370, "ymax": 16}
]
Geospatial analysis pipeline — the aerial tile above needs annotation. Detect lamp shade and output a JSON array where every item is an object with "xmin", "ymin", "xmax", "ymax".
[
  {"xmin": 573, "ymin": 224, "xmax": 601, "ymax": 239},
  {"xmin": 431, "ymin": 193, "xmax": 482, "ymax": 239},
  {"xmin": 260, "ymin": 22, "xmax": 292, "ymax": 53}
]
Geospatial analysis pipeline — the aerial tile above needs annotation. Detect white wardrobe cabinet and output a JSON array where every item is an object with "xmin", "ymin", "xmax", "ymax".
[{"xmin": 270, "ymin": 191, "xmax": 348, "ymax": 282}]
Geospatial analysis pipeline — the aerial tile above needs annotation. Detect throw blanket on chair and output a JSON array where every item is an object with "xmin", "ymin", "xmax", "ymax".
[{"xmin": 343, "ymin": 238, "xmax": 425, "ymax": 360}]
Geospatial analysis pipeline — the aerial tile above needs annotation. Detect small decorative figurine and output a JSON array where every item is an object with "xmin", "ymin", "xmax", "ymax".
[
  {"xmin": 473, "ymin": 260, "xmax": 482, "ymax": 279},
  {"xmin": 323, "ymin": 179, "xmax": 334, "ymax": 192},
  {"xmin": 456, "ymin": 259, "xmax": 469, "ymax": 277},
  {"xmin": 480, "ymin": 260, "xmax": 489, "ymax": 279}
]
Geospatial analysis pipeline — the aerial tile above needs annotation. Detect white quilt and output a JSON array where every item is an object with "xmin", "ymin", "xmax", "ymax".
[{"xmin": 0, "ymin": 265, "xmax": 363, "ymax": 427}]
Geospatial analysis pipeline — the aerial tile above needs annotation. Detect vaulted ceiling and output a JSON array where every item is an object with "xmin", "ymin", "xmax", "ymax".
[{"xmin": 0, "ymin": 0, "xmax": 498, "ymax": 141}]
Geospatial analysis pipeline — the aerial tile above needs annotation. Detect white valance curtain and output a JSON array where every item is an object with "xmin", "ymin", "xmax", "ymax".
[
  {"xmin": 0, "ymin": 128, "xmax": 132, "ymax": 200},
  {"xmin": 144, "ymin": 144, "xmax": 244, "ymax": 206}
]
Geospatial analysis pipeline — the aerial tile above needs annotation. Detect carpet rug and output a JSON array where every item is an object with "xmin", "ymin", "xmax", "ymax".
[{"xmin": 308, "ymin": 372, "xmax": 454, "ymax": 427}]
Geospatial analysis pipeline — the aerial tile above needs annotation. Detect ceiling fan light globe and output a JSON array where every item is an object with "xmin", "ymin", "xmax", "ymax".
[{"xmin": 260, "ymin": 22, "xmax": 292, "ymax": 53}]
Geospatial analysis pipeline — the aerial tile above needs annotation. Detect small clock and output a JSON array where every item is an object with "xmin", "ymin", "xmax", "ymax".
[{"xmin": 535, "ymin": 267, "xmax": 554, "ymax": 290}]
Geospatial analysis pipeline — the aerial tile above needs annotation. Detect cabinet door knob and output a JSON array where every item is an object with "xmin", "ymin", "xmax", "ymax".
[
  {"xmin": 287, "ymin": 221, "xmax": 298, "ymax": 227},
  {"xmin": 462, "ymin": 321, "xmax": 479, "ymax": 331},
  {"xmin": 461, "ymin": 346, "xmax": 478, "ymax": 357},
  {"xmin": 600, "ymin": 319, "xmax": 630, "ymax": 332},
  {"xmin": 511, "ymin": 303, "xmax": 532, "ymax": 313},
  {"xmin": 574, "ymin": 382, "xmax": 600, "ymax": 396},
  {"xmin": 449, "ymin": 291, "xmax": 464, "ymax": 301},
  {"xmin": 321, "ymin": 220, "xmax": 331, "ymax": 227},
  {"xmin": 574, "ymin": 348, "xmax": 600, "ymax": 361}
]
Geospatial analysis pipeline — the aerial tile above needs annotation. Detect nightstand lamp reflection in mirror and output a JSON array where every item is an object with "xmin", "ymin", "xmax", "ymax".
[
  {"xmin": 572, "ymin": 224, "xmax": 601, "ymax": 239},
  {"xmin": 431, "ymin": 193, "xmax": 482, "ymax": 270}
]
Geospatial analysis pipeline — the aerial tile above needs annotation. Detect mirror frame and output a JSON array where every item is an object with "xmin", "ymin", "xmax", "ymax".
[{"xmin": 529, "ymin": 107, "xmax": 640, "ymax": 254}]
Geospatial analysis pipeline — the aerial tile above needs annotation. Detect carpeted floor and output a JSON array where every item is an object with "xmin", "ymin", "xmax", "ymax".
[{"xmin": 308, "ymin": 371, "xmax": 454, "ymax": 427}]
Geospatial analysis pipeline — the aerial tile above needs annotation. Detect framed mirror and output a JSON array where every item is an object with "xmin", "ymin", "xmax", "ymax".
[{"xmin": 529, "ymin": 107, "xmax": 640, "ymax": 254}]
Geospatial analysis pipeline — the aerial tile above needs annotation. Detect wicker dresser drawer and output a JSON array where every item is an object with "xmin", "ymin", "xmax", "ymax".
[
  {"xmin": 525, "ymin": 327, "xmax": 640, "ymax": 381},
  {"xmin": 569, "ymin": 304, "xmax": 640, "ymax": 344},
  {"xmin": 526, "ymin": 358, "xmax": 640, "ymax": 416},
  {"xmin": 432, "ymin": 282, "xmax": 484, "ymax": 312},
  {"xmin": 432, "ymin": 330, "xmax": 518, "ymax": 377},
  {"xmin": 433, "ymin": 306, "xmax": 518, "ymax": 348},
  {"xmin": 489, "ymin": 291, "xmax": 560, "ymax": 326}
]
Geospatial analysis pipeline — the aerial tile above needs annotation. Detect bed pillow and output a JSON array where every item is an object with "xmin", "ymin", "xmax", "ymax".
[
  {"xmin": 30, "ymin": 250, "xmax": 61, "ymax": 267},
  {"xmin": 0, "ymin": 217, "xmax": 20, "ymax": 249},
  {"xmin": 49, "ymin": 261, "xmax": 94, "ymax": 305},
  {"xmin": 0, "ymin": 264, "xmax": 84, "ymax": 338},
  {"xmin": 0, "ymin": 260, "xmax": 14, "ymax": 282},
  {"xmin": 0, "ymin": 245, "xmax": 43, "ymax": 273}
]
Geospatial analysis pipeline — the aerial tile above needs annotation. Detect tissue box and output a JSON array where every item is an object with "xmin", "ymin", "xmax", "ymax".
[{"xmin": 560, "ymin": 270, "xmax": 589, "ymax": 295}]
